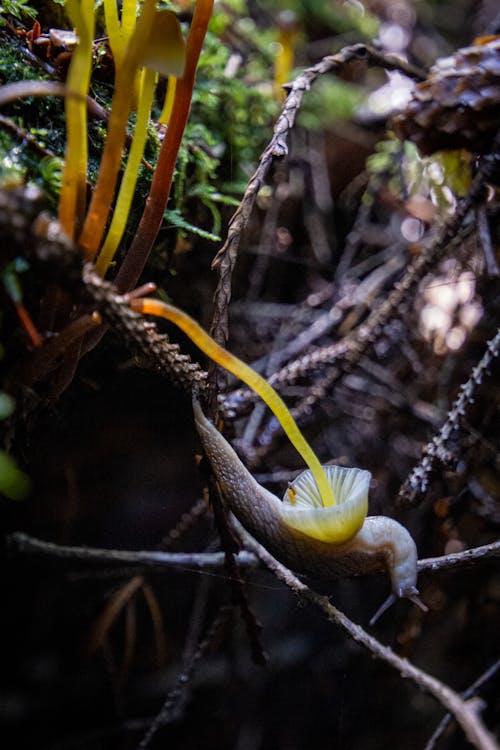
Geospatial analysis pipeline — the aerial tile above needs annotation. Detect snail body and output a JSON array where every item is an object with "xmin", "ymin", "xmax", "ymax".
[
  {"xmin": 194, "ymin": 398, "xmax": 422, "ymax": 604},
  {"xmin": 129, "ymin": 296, "xmax": 425, "ymax": 614}
]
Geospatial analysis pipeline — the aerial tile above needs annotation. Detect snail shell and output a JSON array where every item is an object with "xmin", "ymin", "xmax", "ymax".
[{"xmin": 193, "ymin": 397, "xmax": 422, "ymax": 602}]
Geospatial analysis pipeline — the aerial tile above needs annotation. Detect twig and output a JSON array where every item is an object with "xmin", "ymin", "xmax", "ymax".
[
  {"xmin": 210, "ymin": 43, "xmax": 426, "ymax": 349},
  {"xmin": 137, "ymin": 604, "xmax": 231, "ymax": 749},
  {"xmin": 0, "ymin": 79, "xmax": 110, "ymax": 122},
  {"xmin": 82, "ymin": 266, "xmax": 208, "ymax": 394},
  {"xmin": 7, "ymin": 532, "xmax": 500, "ymax": 576},
  {"xmin": 219, "ymin": 178, "xmax": 479, "ymax": 420},
  {"xmin": 0, "ymin": 114, "xmax": 60, "ymax": 159},
  {"xmin": 231, "ymin": 519, "xmax": 499, "ymax": 750},
  {"xmin": 417, "ymin": 540, "xmax": 500, "ymax": 573},
  {"xmin": 6, "ymin": 531, "xmax": 258, "ymax": 571},
  {"xmin": 424, "ymin": 660, "xmax": 500, "ymax": 750},
  {"xmin": 477, "ymin": 204, "xmax": 500, "ymax": 278},
  {"xmin": 399, "ymin": 327, "xmax": 500, "ymax": 506}
]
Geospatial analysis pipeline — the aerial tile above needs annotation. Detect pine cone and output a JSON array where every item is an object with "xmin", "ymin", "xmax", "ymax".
[{"xmin": 393, "ymin": 37, "xmax": 500, "ymax": 154}]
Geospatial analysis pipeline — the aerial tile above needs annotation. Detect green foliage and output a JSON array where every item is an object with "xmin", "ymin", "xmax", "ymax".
[
  {"xmin": 0, "ymin": 450, "xmax": 31, "ymax": 500},
  {"xmin": 36, "ymin": 155, "xmax": 64, "ymax": 201},
  {"xmin": 366, "ymin": 138, "xmax": 473, "ymax": 217},
  {"xmin": 403, "ymin": 142, "xmax": 472, "ymax": 214},
  {"xmin": 364, "ymin": 138, "xmax": 407, "ymax": 206},
  {"xmin": 190, "ymin": 26, "xmax": 278, "ymax": 181},
  {"xmin": 0, "ymin": 392, "xmax": 14, "ymax": 420},
  {"xmin": 0, "ymin": 381, "xmax": 29, "ymax": 502},
  {"xmin": 0, "ymin": 1, "xmax": 277, "ymax": 251},
  {"xmin": 164, "ymin": 208, "xmax": 222, "ymax": 243},
  {"xmin": 258, "ymin": 0, "xmax": 379, "ymax": 38},
  {"xmin": 0, "ymin": 0, "xmax": 36, "ymax": 26}
]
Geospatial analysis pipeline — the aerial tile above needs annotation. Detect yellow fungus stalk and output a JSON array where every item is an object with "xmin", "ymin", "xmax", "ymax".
[
  {"xmin": 79, "ymin": 3, "xmax": 185, "ymax": 262},
  {"xmin": 274, "ymin": 11, "xmax": 298, "ymax": 101},
  {"xmin": 78, "ymin": 0, "xmax": 157, "ymax": 261},
  {"xmin": 114, "ymin": 0, "xmax": 212, "ymax": 293},
  {"xmin": 131, "ymin": 298, "xmax": 336, "ymax": 508},
  {"xmin": 159, "ymin": 76, "xmax": 177, "ymax": 125},
  {"xmin": 104, "ymin": 0, "xmax": 140, "ymax": 105},
  {"xmin": 59, "ymin": 0, "xmax": 95, "ymax": 239},
  {"xmin": 103, "ymin": 0, "xmax": 138, "ymax": 70},
  {"xmin": 95, "ymin": 67, "xmax": 157, "ymax": 277},
  {"xmin": 103, "ymin": 0, "xmax": 122, "ymax": 69}
]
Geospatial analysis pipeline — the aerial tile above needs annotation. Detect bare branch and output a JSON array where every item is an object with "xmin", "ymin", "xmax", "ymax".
[
  {"xmin": 7, "ymin": 532, "xmax": 258, "ymax": 571},
  {"xmin": 8, "ymin": 532, "xmax": 500, "ymax": 577},
  {"xmin": 424, "ymin": 660, "xmax": 500, "ymax": 750},
  {"xmin": 417, "ymin": 540, "xmax": 500, "ymax": 574}
]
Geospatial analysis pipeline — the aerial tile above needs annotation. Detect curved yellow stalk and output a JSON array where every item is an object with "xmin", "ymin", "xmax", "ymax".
[
  {"xmin": 59, "ymin": 0, "xmax": 95, "ymax": 239},
  {"xmin": 95, "ymin": 67, "xmax": 157, "ymax": 277},
  {"xmin": 104, "ymin": 0, "xmax": 138, "ymax": 97},
  {"xmin": 131, "ymin": 298, "xmax": 336, "ymax": 508},
  {"xmin": 103, "ymin": 0, "xmax": 122, "ymax": 68},
  {"xmin": 121, "ymin": 0, "xmax": 136, "ymax": 41},
  {"xmin": 159, "ymin": 76, "xmax": 177, "ymax": 125}
]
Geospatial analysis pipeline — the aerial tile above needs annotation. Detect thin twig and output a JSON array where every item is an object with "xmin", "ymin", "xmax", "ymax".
[
  {"xmin": 7, "ymin": 532, "xmax": 500, "ymax": 576},
  {"xmin": 137, "ymin": 605, "xmax": 231, "ymax": 749},
  {"xmin": 424, "ymin": 660, "xmax": 500, "ymax": 750},
  {"xmin": 231, "ymin": 519, "xmax": 499, "ymax": 750},
  {"xmin": 6, "ymin": 531, "xmax": 258, "ymax": 571},
  {"xmin": 219, "ymin": 167, "xmax": 481, "ymax": 420},
  {"xmin": 210, "ymin": 43, "xmax": 426, "ymax": 349},
  {"xmin": 399, "ymin": 327, "xmax": 500, "ymax": 506},
  {"xmin": 477, "ymin": 204, "xmax": 500, "ymax": 278},
  {"xmin": 416, "ymin": 540, "xmax": 500, "ymax": 574}
]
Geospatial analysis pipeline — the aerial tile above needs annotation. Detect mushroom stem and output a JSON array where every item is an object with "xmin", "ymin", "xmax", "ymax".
[
  {"xmin": 78, "ymin": 0, "xmax": 157, "ymax": 259},
  {"xmin": 59, "ymin": 0, "xmax": 95, "ymax": 239},
  {"xmin": 95, "ymin": 67, "xmax": 157, "ymax": 277},
  {"xmin": 114, "ymin": 0, "xmax": 214, "ymax": 293}
]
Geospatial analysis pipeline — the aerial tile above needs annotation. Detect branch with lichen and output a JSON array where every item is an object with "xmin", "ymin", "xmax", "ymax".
[{"xmin": 398, "ymin": 327, "xmax": 500, "ymax": 506}]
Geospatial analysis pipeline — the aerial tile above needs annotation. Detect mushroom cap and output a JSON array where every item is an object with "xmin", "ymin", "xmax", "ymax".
[
  {"xmin": 142, "ymin": 10, "xmax": 186, "ymax": 78},
  {"xmin": 280, "ymin": 465, "xmax": 371, "ymax": 544}
]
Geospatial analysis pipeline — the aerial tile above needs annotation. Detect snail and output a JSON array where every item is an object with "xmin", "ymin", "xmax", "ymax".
[{"xmin": 130, "ymin": 297, "xmax": 427, "ymax": 620}]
